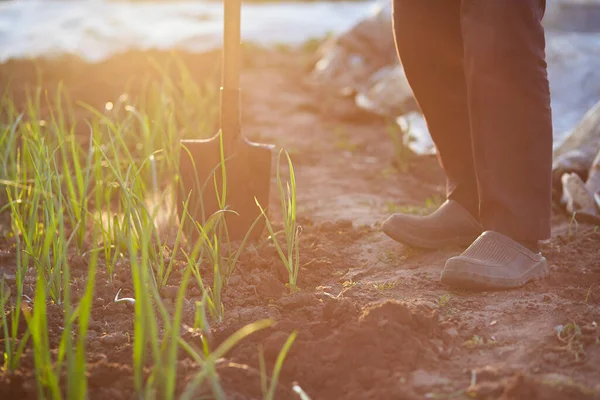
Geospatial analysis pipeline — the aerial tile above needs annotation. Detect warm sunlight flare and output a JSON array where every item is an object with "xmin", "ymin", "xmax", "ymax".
[{"xmin": 0, "ymin": 0, "xmax": 599, "ymax": 399}]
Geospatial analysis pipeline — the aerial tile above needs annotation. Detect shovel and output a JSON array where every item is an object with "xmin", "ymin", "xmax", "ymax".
[{"xmin": 178, "ymin": 0, "xmax": 273, "ymax": 241}]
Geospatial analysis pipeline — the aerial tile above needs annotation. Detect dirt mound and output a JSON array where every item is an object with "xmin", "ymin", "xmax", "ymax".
[{"xmin": 218, "ymin": 299, "xmax": 441, "ymax": 400}]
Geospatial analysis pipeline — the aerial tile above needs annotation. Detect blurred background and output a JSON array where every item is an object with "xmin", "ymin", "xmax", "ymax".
[
  {"xmin": 0, "ymin": 0, "xmax": 599, "ymax": 150},
  {"xmin": 0, "ymin": 0, "xmax": 375, "ymax": 62}
]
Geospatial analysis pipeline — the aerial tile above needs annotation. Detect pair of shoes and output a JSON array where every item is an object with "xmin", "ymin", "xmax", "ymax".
[
  {"xmin": 381, "ymin": 200, "xmax": 483, "ymax": 249},
  {"xmin": 381, "ymin": 201, "xmax": 549, "ymax": 290}
]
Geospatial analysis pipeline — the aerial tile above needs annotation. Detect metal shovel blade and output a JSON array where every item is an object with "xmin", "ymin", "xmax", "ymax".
[{"xmin": 178, "ymin": 136, "xmax": 272, "ymax": 242}]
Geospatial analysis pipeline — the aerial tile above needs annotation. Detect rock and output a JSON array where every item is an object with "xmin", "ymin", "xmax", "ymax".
[
  {"xmin": 309, "ymin": 2, "xmax": 396, "ymax": 91},
  {"xmin": 544, "ymin": 0, "xmax": 600, "ymax": 33},
  {"xmin": 397, "ymin": 112, "xmax": 436, "ymax": 155},
  {"xmin": 311, "ymin": 0, "xmax": 600, "ymax": 162},
  {"xmin": 586, "ymin": 149, "xmax": 600, "ymax": 199},
  {"xmin": 561, "ymin": 172, "xmax": 600, "ymax": 222},
  {"xmin": 553, "ymin": 100, "xmax": 600, "ymax": 197},
  {"xmin": 355, "ymin": 64, "xmax": 415, "ymax": 117}
]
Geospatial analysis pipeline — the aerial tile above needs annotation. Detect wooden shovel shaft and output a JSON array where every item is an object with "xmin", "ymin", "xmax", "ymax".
[{"xmin": 221, "ymin": 0, "xmax": 242, "ymax": 143}]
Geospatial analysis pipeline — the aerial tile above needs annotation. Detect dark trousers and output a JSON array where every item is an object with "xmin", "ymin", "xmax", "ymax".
[{"xmin": 392, "ymin": 0, "xmax": 553, "ymax": 242}]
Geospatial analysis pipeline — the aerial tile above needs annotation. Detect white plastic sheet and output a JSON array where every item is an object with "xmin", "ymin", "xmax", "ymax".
[{"xmin": 0, "ymin": 0, "xmax": 377, "ymax": 63}]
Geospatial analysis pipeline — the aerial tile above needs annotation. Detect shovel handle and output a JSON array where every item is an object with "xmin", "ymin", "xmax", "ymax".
[{"xmin": 221, "ymin": 0, "xmax": 242, "ymax": 143}]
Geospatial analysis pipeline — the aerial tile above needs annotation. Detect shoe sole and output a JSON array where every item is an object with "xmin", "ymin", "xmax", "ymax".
[
  {"xmin": 382, "ymin": 223, "xmax": 479, "ymax": 250},
  {"xmin": 440, "ymin": 258, "xmax": 549, "ymax": 291}
]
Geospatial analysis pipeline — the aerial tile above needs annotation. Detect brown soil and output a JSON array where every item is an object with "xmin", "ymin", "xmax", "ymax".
[{"xmin": 1, "ymin": 48, "xmax": 599, "ymax": 400}]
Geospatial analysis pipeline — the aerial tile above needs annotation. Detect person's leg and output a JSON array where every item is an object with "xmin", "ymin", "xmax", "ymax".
[
  {"xmin": 461, "ymin": 0, "xmax": 553, "ymax": 246},
  {"xmin": 392, "ymin": 0, "xmax": 479, "ymax": 216},
  {"xmin": 382, "ymin": 0, "xmax": 482, "ymax": 249},
  {"xmin": 440, "ymin": 0, "xmax": 552, "ymax": 290}
]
